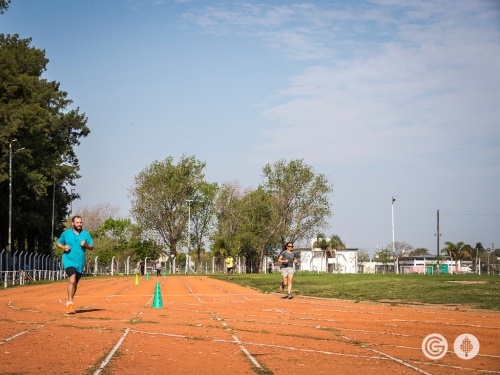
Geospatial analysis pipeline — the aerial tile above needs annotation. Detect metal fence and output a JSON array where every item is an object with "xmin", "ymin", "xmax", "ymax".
[
  {"xmin": 1, "ymin": 250, "xmax": 254, "ymax": 288},
  {"xmin": 0, "ymin": 249, "xmax": 63, "ymax": 288}
]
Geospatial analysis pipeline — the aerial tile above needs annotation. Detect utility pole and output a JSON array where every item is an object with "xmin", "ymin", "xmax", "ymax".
[
  {"xmin": 391, "ymin": 196, "xmax": 396, "ymax": 256},
  {"xmin": 436, "ymin": 209, "xmax": 440, "ymax": 273}
]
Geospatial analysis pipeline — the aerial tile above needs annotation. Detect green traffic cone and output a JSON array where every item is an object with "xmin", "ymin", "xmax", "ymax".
[
  {"xmin": 146, "ymin": 272, "xmax": 149, "ymax": 280},
  {"xmin": 135, "ymin": 274, "xmax": 139, "ymax": 285},
  {"xmin": 163, "ymin": 271, "xmax": 166, "ymax": 277},
  {"xmin": 152, "ymin": 281, "xmax": 163, "ymax": 308}
]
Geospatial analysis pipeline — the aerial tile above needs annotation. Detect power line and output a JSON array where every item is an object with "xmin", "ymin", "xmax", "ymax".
[{"xmin": 440, "ymin": 213, "xmax": 500, "ymax": 216}]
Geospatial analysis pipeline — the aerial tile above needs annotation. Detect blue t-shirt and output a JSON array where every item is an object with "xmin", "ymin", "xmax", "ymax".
[{"xmin": 57, "ymin": 228, "xmax": 94, "ymax": 273}]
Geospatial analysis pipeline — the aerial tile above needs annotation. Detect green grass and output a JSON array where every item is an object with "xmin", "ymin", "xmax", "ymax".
[{"xmin": 210, "ymin": 272, "xmax": 500, "ymax": 311}]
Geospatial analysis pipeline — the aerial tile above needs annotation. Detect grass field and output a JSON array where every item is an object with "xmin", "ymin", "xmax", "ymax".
[{"xmin": 210, "ymin": 272, "xmax": 500, "ymax": 310}]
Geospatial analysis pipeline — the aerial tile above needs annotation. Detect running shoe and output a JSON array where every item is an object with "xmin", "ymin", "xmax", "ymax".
[
  {"xmin": 286, "ymin": 294, "xmax": 294, "ymax": 300},
  {"xmin": 280, "ymin": 283, "xmax": 284, "ymax": 292},
  {"xmin": 65, "ymin": 303, "xmax": 75, "ymax": 315}
]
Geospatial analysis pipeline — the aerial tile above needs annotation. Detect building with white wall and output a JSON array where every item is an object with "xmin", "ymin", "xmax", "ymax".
[{"xmin": 296, "ymin": 240, "xmax": 359, "ymax": 274}]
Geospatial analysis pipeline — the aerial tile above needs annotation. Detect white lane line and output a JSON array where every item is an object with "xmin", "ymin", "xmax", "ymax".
[
  {"xmin": 94, "ymin": 328, "xmax": 130, "ymax": 375},
  {"xmin": 129, "ymin": 329, "xmax": 188, "ymax": 339},
  {"xmin": 365, "ymin": 347, "xmax": 432, "ymax": 375},
  {"xmin": 0, "ymin": 325, "xmax": 45, "ymax": 345},
  {"xmin": 232, "ymin": 335, "xmax": 262, "ymax": 369},
  {"xmin": 180, "ymin": 277, "xmax": 204, "ymax": 304},
  {"xmin": 182, "ymin": 278, "xmax": 264, "ymax": 370}
]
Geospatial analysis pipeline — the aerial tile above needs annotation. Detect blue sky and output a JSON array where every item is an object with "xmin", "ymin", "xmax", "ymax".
[{"xmin": 3, "ymin": 0, "xmax": 500, "ymax": 255}]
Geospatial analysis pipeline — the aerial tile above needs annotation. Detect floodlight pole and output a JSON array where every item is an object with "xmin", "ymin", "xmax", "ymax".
[
  {"xmin": 8, "ymin": 140, "xmax": 15, "ymax": 253},
  {"xmin": 8, "ymin": 140, "xmax": 23, "ymax": 253},
  {"xmin": 436, "ymin": 209, "xmax": 440, "ymax": 272},
  {"xmin": 186, "ymin": 199, "xmax": 193, "ymax": 252},
  {"xmin": 70, "ymin": 188, "xmax": 75, "ymax": 216},
  {"xmin": 391, "ymin": 196, "xmax": 396, "ymax": 273},
  {"xmin": 51, "ymin": 174, "xmax": 56, "ymax": 256}
]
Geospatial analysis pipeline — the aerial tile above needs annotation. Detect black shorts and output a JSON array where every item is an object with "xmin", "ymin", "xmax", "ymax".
[
  {"xmin": 65, "ymin": 267, "xmax": 82, "ymax": 283},
  {"xmin": 227, "ymin": 267, "xmax": 233, "ymax": 272}
]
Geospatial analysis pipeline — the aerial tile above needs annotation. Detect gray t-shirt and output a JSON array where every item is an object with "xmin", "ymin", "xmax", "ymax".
[{"xmin": 280, "ymin": 250, "xmax": 296, "ymax": 268}]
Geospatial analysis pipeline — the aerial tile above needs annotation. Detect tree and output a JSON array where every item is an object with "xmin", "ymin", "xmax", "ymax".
[
  {"xmin": 374, "ymin": 247, "xmax": 392, "ymax": 273},
  {"xmin": 190, "ymin": 181, "xmax": 218, "ymax": 271},
  {"xmin": 357, "ymin": 249, "xmax": 370, "ymax": 262},
  {"xmin": 212, "ymin": 181, "xmax": 246, "ymax": 261},
  {"xmin": 129, "ymin": 155, "xmax": 207, "ymax": 268},
  {"xmin": 442, "ymin": 241, "xmax": 473, "ymax": 274},
  {"xmin": 0, "ymin": 1, "xmax": 10, "ymax": 14},
  {"xmin": 261, "ymin": 159, "xmax": 333, "ymax": 247},
  {"xmin": 237, "ymin": 187, "xmax": 281, "ymax": 272},
  {"xmin": 0, "ymin": 34, "xmax": 90, "ymax": 254},
  {"xmin": 77, "ymin": 203, "xmax": 120, "ymax": 232},
  {"xmin": 328, "ymin": 234, "xmax": 346, "ymax": 250},
  {"xmin": 408, "ymin": 248, "xmax": 430, "ymax": 256},
  {"xmin": 387, "ymin": 241, "xmax": 414, "ymax": 257}
]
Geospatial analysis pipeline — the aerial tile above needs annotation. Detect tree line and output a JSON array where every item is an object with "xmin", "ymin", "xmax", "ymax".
[
  {"xmin": 1, "ymin": 23, "xmax": 90, "ymax": 253},
  {"xmin": 0, "ymin": 5, "xmax": 334, "ymax": 270}
]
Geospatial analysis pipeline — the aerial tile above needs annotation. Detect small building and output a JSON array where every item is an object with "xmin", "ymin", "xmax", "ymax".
[
  {"xmin": 297, "ymin": 241, "xmax": 359, "ymax": 274},
  {"xmin": 398, "ymin": 256, "xmax": 472, "ymax": 274}
]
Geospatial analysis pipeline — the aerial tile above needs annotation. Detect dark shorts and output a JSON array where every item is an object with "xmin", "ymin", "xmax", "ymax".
[
  {"xmin": 227, "ymin": 267, "xmax": 233, "ymax": 272},
  {"xmin": 65, "ymin": 267, "xmax": 82, "ymax": 283}
]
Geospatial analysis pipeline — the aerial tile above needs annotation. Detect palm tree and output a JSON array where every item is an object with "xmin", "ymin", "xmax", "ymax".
[{"xmin": 442, "ymin": 241, "xmax": 473, "ymax": 273}]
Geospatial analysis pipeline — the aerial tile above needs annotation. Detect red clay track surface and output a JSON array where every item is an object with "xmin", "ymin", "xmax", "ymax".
[{"xmin": 0, "ymin": 276, "xmax": 499, "ymax": 374}]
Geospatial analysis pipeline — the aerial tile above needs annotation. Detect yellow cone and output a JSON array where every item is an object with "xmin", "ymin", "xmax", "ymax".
[{"xmin": 135, "ymin": 274, "xmax": 139, "ymax": 285}]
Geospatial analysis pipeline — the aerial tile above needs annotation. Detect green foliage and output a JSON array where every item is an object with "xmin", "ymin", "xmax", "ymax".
[
  {"xmin": 261, "ymin": 159, "xmax": 333, "ymax": 245},
  {"xmin": 0, "ymin": 0, "xmax": 10, "ymax": 14},
  {"xmin": 211, "ymin": 273, "xmax": 500, "ymax": 310},
  {"xmin": 190, "ymin": 180, "xmax": 218, "ymax": 268},
  {"xmin": 130, "ymin": 155, "xmax": 210, "ymax": 259},
  {"xmin": 0, "ymin": 33, "xmax": 90, "ymax": 253},
  {"xmin": 442, "ymin": 241, "xmax": 473, "ymax": 274},
  {"xmin": 409, "ymin": 247, "xmax": 431, "ymax": 256},
  {"xmin": 211, "ymin": 160, "xmax": 333, "ymax": 273}
]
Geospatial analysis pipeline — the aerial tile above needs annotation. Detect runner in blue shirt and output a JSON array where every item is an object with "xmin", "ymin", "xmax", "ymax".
[{"xmin": 56, "ymin": 215, "xmax": 94, "ymax": 314}]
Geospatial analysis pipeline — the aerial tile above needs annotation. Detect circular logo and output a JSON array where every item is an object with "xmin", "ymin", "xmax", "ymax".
[
  {"xmin": 454, "ymin": 334, "xmax": 480, "ymax": 360},
  {"xmin": 422, "ymin": 333, "xmax": 448, "ymax": 360}
]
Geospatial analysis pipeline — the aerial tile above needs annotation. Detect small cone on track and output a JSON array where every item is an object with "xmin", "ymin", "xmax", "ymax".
[
  {"xmin": 146, "ymin": 272, "xmax": 150, "ymax": 280},
  {"xmin": 152, "ymin": 281, "xmax": 163, "ymax": 308},
  {"xmin": 135, "ymin": 274, "xmax": 139, "ymax": 285}
]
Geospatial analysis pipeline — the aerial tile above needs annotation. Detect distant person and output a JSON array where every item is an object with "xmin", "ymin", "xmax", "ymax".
[
  {"xmin": 155, "ymin": 261, "xmax": 162, "ymax": 277},
  {"xmin": 225, "ymin": 254, "xmax": 234, "ymax": 280},
  {"xmin": 267, "ymin": 262, "xmax": 273, "ymax": 274},
  {"xmin": 139, "ymin": 259, "xmax": 145, "ymax": 276},
  {"xmin": 278, "ymin": 242, "xmax": 300, "ymax": 299},
  {"xmin": 56, "ymin": 216, "xmax": 94, "ymax": 314}
]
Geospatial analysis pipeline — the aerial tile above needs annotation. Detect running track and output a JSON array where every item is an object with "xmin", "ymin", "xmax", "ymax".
[{"xmin": 0, "ymin": 276, "xmax": 499, "ymax": 374}]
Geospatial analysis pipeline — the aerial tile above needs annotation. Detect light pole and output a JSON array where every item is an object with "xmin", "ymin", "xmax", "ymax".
[
  {"xmin": 51, "ymin": 174, "xmax": 56, "ymax": 255},
  {"xmin": 186, "ymin": 199, "xmax": 193, "ymax": 252},
  {"xmin": 391, "ymin": 196, "xmax": 396, "ymax": 273},
  {"xmin": 8, "ymin": 140, "xmax": 23, "ymax": 253},
  {"xmin": 70, "ymin": 188, "xmax": 75, "ymax": 216},
  {"xmin": 391, "ymin": 196, "xmax": 396, "ymax": 257}
]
